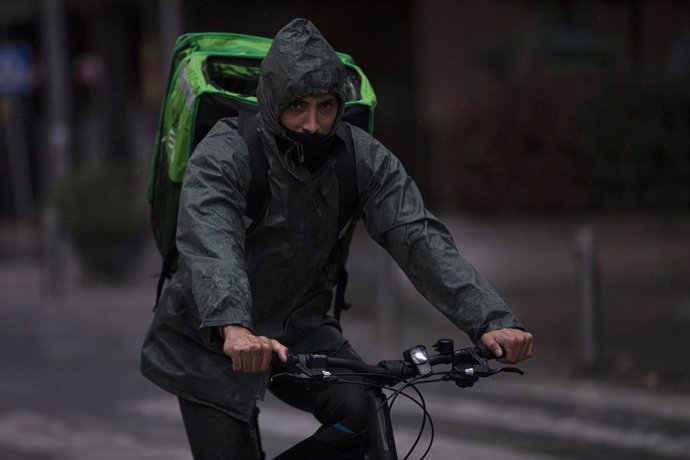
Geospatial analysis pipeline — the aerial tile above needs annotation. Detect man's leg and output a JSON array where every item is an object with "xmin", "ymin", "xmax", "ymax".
[
  {"xmin": 269, "ymin": 343, "xmax": 379, "ymax": 459},
  {"xmin": 178, "ymin": 397, "xmax": 264, "ymax": 460}
]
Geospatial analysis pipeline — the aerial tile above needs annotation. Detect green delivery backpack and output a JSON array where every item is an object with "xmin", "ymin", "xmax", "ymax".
[{"xmin": 147, "ymin": 32, "xmax": 377, "ymax": 305}]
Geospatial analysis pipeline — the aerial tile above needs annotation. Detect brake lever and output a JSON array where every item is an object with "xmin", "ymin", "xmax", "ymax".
[
  {"xmin": 294, "ymin": 354, "xmax": 334, "ymax": 380},
  {"xmin": 450, "ymin": 347, "xmax": 524, "ymax": 387},
  {"xmin": 270, "ymin": 353, "xmax": 336, "ymax": 384},
  {"xmin": 494, "ymin": 366, "xmax": 524, "ymax": 375}
]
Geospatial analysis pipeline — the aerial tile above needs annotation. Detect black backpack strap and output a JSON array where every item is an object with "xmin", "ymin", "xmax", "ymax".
[
  {"xmin": 155, "ymin": 112, "xmax": 266, "ymax": 310},
  {"xmin": 334, "ymin": 123, "xmax": 358, "ymax": 232},
  {"xmin": 154, "ymin": 257, "xmax": 174, "ymax": 310},
  {"xmin": 238, "ymin": 110, "xmax": 270, "ymax": 234},
  {"xmin": 332, "ymin": 122, "xmax": 360, "ymax": 320}
]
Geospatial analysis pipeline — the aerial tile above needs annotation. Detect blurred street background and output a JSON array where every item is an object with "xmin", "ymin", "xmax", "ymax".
[{"xmin": 1, "ymin": 1, "xmax": 689, "ymax": 459}]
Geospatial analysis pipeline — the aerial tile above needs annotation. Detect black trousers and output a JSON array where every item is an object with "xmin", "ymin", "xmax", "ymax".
[{"xmin": 178, "ymin": 343, "xmax": 376, "ymax": 460}]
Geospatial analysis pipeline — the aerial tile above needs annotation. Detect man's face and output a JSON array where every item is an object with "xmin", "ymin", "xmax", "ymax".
[{"xmin": 279, "ymin": 93, "xmax": 338, "ymax": 134}]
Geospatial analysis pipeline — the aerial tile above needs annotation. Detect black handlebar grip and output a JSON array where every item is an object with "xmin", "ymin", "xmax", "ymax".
[
  {"xmin": 476, "ymin": 345, "xmax": 499, "ymax": 360},
  {"xmin": 270, "ymin": 351, "xmax": 296, "ymax": 370}
]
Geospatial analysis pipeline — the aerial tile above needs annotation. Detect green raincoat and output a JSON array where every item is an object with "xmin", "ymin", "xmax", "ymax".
[{"xmin": 141, "ymin": 18, "xmax": 523, "ymax": 422}]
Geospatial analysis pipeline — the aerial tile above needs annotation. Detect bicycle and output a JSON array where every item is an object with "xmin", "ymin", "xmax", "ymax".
[{"xmin": 267, "ymin": 338, "xmax": 524, "ymax": 460}]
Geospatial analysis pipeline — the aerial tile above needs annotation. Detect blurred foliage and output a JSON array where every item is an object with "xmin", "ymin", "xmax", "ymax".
[
  {"xmin": 442, "ymin": 77, "xmax": 587, "ymax": 212},
  {"xmin": 53, "ymin": 163, "xmax": 148, "ymax": 282},
  {"xmin": 578, "ymin": 81, "xmax": 690, "ymax": 211},
  {"xmin": 54, "ymin": 163, "xmax": 148, "ymax": 236},
  {"xmin": 442, "ymin": 77, "xmax": 690, "ymax": 214}
]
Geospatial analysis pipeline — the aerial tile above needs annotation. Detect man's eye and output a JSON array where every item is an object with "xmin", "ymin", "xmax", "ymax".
[{"xmin": 289, "ymin": 101, "xmax": 305, "ymax": 110}]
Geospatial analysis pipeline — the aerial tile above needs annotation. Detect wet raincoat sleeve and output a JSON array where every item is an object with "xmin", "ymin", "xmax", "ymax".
[
  {"xmin": 356, "ymin": 132, "xmax": 523, "ymax": 342},
  {"xmin": 175, "ymin": 119, "xmax": 254, "ymax": 337}
]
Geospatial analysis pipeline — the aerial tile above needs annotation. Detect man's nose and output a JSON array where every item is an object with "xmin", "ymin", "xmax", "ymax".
[{"xmin": 302, "ymin": 108, "xmax": 319, "ymax": 134}]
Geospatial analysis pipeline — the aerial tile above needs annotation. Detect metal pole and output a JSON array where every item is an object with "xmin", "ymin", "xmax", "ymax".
[
  {"xmin": 42, "ymin": 0, "xmax": 72, "ymax": 184},
  {"xmin": 41, "ymin": 0, "xmax": 72, "ymax": 297},
  {"xmin": 158, "ymin": 0, "xmax": 183, "ymax": 73},
  {"xmin": 2, "ymin": 95, "xmax": 35, "ymax": 220},
  {"xmin": 575, "ymin": 225, "xmax": 602, "ymax": 370}
]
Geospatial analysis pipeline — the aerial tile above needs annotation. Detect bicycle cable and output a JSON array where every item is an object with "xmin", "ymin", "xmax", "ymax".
[
  {"xmin": 333, "ymin": 376, "xmax": 431, "ymax": 459},
  {"xmin": 389, "ymin": 378, "xmax": 431, "ymax": 460},
  {"xmin": 334, "ymin": 372, "xmax": 443, "ymax": 460},
  {"xmin": 387, "ymin": 372, "xmax": 464, "ymax": 459}
]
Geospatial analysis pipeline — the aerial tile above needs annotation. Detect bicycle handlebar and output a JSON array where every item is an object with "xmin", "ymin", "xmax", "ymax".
[{"xmin": 271, "ymin": 338, "xmax": 523, "ymax": 388}]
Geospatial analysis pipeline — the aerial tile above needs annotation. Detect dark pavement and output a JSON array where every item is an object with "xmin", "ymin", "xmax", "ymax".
[{"xmin": 1, "ymin": 215, "xmax": 689, "ymax": 459}]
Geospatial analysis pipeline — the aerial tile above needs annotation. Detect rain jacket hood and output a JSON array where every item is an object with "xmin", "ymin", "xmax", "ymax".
[{"xmin": 257, "ymin": 18, "xmax": 349, "ymax": 138}]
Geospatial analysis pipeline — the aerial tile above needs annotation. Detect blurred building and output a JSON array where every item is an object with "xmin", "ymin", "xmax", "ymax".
[
  {"xmin": 1, "ymin": 0, "xmax": 690, "ymax": 222},
  {"xmin": 0, "ymin": 0, "xmax": 415, "ymax": 221},
  {"xmin": 416, "ymin": 0, "xmax": 690, "ymax": 213}
]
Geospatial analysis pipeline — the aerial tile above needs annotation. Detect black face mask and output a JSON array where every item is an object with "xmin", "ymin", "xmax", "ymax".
[
  {"xmin": 284, "ymin": 129, "xmax": 334, "ymax": 146},
  {"xmin": 278, "ymin": 128, "xmax": 338, "ymax": 171}
]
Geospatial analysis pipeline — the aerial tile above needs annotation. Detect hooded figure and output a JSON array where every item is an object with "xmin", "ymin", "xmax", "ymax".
[
  {"xmin": 257, "ymin": 18, "xmax": 349, "ymax": 136},
  {"xmin": 141, "ymin": 18, "xmax": 531, "ymax": 459}
]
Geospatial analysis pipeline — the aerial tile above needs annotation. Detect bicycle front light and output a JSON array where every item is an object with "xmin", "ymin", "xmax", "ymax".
[{"xmin": 403, "ymin": 345, "xmax": 432, "ymax": 376}]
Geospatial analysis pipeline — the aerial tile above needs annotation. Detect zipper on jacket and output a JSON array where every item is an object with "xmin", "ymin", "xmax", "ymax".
[{"xmin": 307, "ymin": 179, "xmax": 323, "ymax": 217}]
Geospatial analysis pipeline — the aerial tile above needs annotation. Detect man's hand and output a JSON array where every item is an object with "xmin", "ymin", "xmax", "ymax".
[
  {"xmin": 480, "ymin": 328, "xmax": 533, "ymax": 364},
  {"xmin": 221, "ymin": 325, "xmax": 288, "ymax": 373}
]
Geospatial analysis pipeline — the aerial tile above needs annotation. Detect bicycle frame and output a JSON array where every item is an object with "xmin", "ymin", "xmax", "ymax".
[{"xmin": 365, "ymin": 387, "xmax": 398, "ymax": 459}]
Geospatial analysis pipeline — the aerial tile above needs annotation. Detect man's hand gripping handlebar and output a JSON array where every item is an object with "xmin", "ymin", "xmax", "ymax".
[{"xmin": 270, "ymin": 338, "xmax": 524, "ymax": 388}]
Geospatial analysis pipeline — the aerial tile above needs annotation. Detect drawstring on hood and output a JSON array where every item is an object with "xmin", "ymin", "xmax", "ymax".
[{"xmin": 276, "ymin": 128, "xmax": 338, "ymax": 172}]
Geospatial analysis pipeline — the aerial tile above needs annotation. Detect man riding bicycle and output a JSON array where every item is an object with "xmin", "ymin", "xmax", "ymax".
[{"xmin": 141, "ymin": 18, "xmax": 533, "ymax": 459}]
